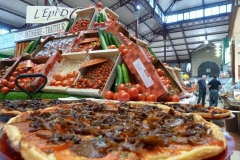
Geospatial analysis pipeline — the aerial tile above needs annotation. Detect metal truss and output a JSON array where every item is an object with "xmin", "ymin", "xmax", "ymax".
[
  {"xmin": 180, "ymin": 24, "xmax": 191, "ymax": 60},
  {"xmin": 109, "ymin": 0, "xmax": 134, "ymax": 11},
  {"xmin": 167, "ymin": 34, "xmax": 180, "ymax": 63},
  {"xmin": 125, "ymin": 13, "xmax": 152, "ymax": 30}
]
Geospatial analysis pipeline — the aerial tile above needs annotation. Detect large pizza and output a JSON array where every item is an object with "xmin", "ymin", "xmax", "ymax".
[
  {"xmin": 2, "ymin": 100, "xmax": 226, "ymax": 160},
  {"xmin": 165, "ymin": 102, "xmax": 232, "ymax": 119}
]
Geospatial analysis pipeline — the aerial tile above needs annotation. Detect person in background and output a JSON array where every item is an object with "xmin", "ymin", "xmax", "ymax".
[
  {"xmin": 196, "ymin": 75, "xmax": 207, "ymax": 106},
  {"xmin": 185, "ymin": 79, "xmax": 192, "ymax": 88},
  {"xmin": 207, "ymin": 75, "xmax": 222, "ymax": 107},
  {"xmin": 183, "ymin": 73, "xmax": 189, "ymax": 81}
]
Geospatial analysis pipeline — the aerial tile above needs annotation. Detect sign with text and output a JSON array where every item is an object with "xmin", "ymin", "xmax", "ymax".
[
  {"xmin": 26, "ymin": 6, "xmax": 74, "ymax": 23},
  {"xmin": 0, "ymin": 32, "xmax": 15, "ymax": 50},
  {"xmin": 15, "ymin": 20, "xmax": 68, "ymax": 42}
]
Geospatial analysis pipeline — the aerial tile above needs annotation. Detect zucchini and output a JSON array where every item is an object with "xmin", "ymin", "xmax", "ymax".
[
  {"xmin": 21, "ymin": 41, "xmax": 35, "ymax": 55},
  {"xmin": 121, "ymin": 63, "xmax": 130, "ymax": 83},
  {"xmin": 97, "ymin": 14, "xmax": 101, "ymax": 23},
  {"xmin": 111, "ymin": 33, "xmax": 120, "ymax": 48},
  {"xmin": 98, "ymin": 29, "xmax": 108, "ymax": 50},
  {"xmin": 114, "ymin": 74, "xmax": 119, "ymax": 92},
  {"xmin": 95, "ymin": 14, "xmax": 99, "ymax": 23},
  {"xmin": 147, "ymin": 46, "xmax": 157, "ymax": 58},
  {"xmin": 68, "ymin": 18, "xmax": 75, "ymax": 31},
  {"xmin": 107, "ymin": 32, "xmax": 113, "ymax": 45},
  {"xmin": 102, "ymin": 29, "xmax": 109, "ymax": 47},
  {"xmin": 65, "ymin": 18, "xmax": 74, "ymax": 32},
  {"xmin": 102, "ymin": 12, "xmax": 107, "ymax": 22},
  {"xmin": 29, "ymin": 36, "xmax": 42, "ymax": 53},
  {"xmin": 116, "ymin": 64, "xmax": 123, "ymax": 87}
]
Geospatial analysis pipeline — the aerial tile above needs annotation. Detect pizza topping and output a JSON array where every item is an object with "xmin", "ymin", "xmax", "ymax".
[{"xmin": 12, "ymin": 100, "xmax": 223, "ymax": 158}]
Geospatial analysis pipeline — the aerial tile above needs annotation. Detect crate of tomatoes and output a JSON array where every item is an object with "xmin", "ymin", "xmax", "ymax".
[{"xmin": 67, "ymin": 48, "xmax": 122, "ymax": 97}]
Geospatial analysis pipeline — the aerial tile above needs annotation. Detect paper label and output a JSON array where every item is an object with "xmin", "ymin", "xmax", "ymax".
[{"xmin": 133, "ymin": 58, "xmax": 154, "ymax": 88}]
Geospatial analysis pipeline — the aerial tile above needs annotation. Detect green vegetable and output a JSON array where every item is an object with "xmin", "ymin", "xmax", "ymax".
[
  {"xmin": 111, "ymin": 33, "xmax": 120, "ymax": 48},
  {"xmin": 121, "ymin": 63, "xmax": 130, "ymax": 83},
  {"xmin": 116, "ymin": 65, "xmax": 123, "ymax": 88},
  {"xmin": 97, "ymin": 14, "xmax": 101, "ymax": 23},
  {"xmin": 100, "ymin": 12, "xmax": 106, "ymax": 23},
  {"xmin": 107, "ymin": 32, "xmax": 113, "ymax": 45},
  {"xmin": 98, "ymin": 29, "xmax": 108, "ymax": 50},
  {"xmin": 102, "ymin": 29, "xmax": 109, "ymax": 47},
  {"xmin": 65, "ymin": 18, "xmax": 74, "ymax": 32},
  {"xmin": 147, "ymin": 46, "xmax": 157, "ymax": 58},
  {"xmin": 21, "ymin": 41, "xmax": 35, "ymax": 55},
  {"xmin": 29, "ymin": 36, "xmax": 42, "ymax": 53},
  {"xmin": 95, "ymin": 14, "xmax": 99, "ymax": 23},
  {"xmin": 114, "ymin": 74, "xmax": 119, "ymax": 92}
]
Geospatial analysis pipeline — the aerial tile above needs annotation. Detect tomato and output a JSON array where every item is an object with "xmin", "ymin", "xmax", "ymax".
[
  {"xmin": 18, "ymin": 68, "xmax": 25, "ymax": 74},
  {"xmin": 99, "ymin": 22, "xmax": 105, "ymax": 26},
  {"xmin": 96, "ymin": 1, "xmax": 103, "ymax": 8},
  {"xmin": 104, "ymin": 91, "xmax": 114, "ymax": 100},
  {"xmin": 12, "ymin": 71, "xmax": 19, "ymax": 77},
  {"xmin": 119, "ymin": 44, "xmax": 126, "ymax": 52},
  {"xmin": 146, "ymin": 94, "xmax": 157, "ymax": 102},
  {"xmin": 93, "ymin": 22, "xmax": 99, "ymax": 26},
  {"xmin": 118, "ymin": 91, "xmax": 130, "ymax": 102},
  {"xmin": 1, "ymin": 79, "xmax": 8, "ymax": 86},
  {"xmin": 135, "ymin": 84, "xmax": 143, "ymax": 93},
  {"xmin": 50, "ymin": 79, "xmax": 57, "ymax": 86},
  {"xmin": 108, "ymin": 45, "xmax": 117, "ymax": 49},
  {"xmin": 73, "ymin": 71, "xmax": 79, "ymax": 77},
  {"xmin": 135, "ymin": 94, "xmax": 146, "ymax": 101},
  {"xmin": 128, "ymin": 41, "xmax": 135, "ymax": 48},
  {"xmin": 113, "ymin": 92, "xmax": 118, "ymax": 100},
  {"xmin": 1, "ymin": 87, "xmax": 9, "ymax": 94},
  {"xmin": 66, "ymin": 72, "xmax": 74, "ymax": 78},
  {"xmin": 121, "ymin": 49, "xmax": 129, "ymax": 56},
  {"xmin": 165, "ymin": 84, "xmax": 171, "ymax": 90},
  {"xmin": 118, "ymin": 84, "xmax": 126, "ymax": 91},
  {"xmin": 8, "ymin": 82, "xmax": 15, "ymax": 89},
  {"xmin": 172, "ymin": 95, "xmax": 180, "ymax": 102},
  {"xmin": 156, "ymin": 69, "xmax": 163, "ymax": 77},
  {"xmin": 55, "ymin": 81, "xmax": 62, "ymax": 86},
  {"xmin": 127, "ymin": 87, "xmax": 138, "ymax": 99},
  {"xmin": 165, "ymin": 79, "xmax": 171, "ymax": 85},
  {"xmin": 53, "ymin": 73, "xmax": 61, "ymax": 80},
  {"xmin": 61, "ymin": 80, "xmax": 69, "ymax": 86}
]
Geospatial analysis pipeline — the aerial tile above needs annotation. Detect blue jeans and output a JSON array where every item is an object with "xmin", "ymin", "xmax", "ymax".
[
  {"xmin": 209, "ymin": 89, "xmax": 219, "ymax": 107},
  {"xmin": 197, "ymin": 90, "xmax": 206, "ymax": 105}
]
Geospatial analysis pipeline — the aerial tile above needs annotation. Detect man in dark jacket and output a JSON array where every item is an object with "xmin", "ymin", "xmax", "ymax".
[
  {"xmin": 207, "ymin": 75, "xmax": 222, "ymax": 107},
  {"xmin": 196, "ymin": 75, "xmax": 207, "ymax": 106}
]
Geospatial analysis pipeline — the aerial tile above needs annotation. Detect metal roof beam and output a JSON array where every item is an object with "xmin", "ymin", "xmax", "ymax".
[
  {"xmin": 19, "ymin": 0, "xmax": 34, "ymax": 6},
  {"xmin": 167, "ymin": 34, "xmax": 180, "ymax": 63},
  {"xmin": 0, "ymin": 21, "xmax": 19, "ymax": 29},
  {"xmin": 0, "ymin": 7, "xmax": 25, "ymax": 19},
  {"xmin": 164, "ymin": 0, "xmax": 181, "ymax": 15},
  {"xmin": 180, "ymin": 25, "xmax": 191, "ymax": 59}
]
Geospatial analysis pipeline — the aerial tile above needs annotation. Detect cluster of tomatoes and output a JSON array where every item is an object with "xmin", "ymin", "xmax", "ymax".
[
  {"xmin": 156, "ymin": 68, "xmax": 180, "ymax": 102},
  {"xmin": 50, "ymin": 71, "xmax": 79, "ymax": 87},
  {"xmin": 104, "ymin": 83, "xmax": 158, "ymax": 102},
  {"xmin": 74, "ymin": 60, "xmax": 114, "ymax": 90},
  {"xmin": 69, "ymin": 19, "xmax": 90, "ymax": 34}
]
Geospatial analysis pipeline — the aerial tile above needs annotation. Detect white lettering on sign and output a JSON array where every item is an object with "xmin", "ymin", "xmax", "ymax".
[
  {"xmin": 27, "ymin": 6, "xmax": 74, "ymax": 23},
  {"xmin": 133, "ymin": 58, "xmax": 154, "ymax": 88},
  {"xmin": 15, "ymin": 21, "xmax": 68, "ymax": 42}
]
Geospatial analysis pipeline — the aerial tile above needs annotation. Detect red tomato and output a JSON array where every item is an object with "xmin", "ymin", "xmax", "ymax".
[
  {"xmin": 108, "ymin": 45, "xmax": 117, "ymax": 49},
  {"xmin": 156, "ymin": 69, "xmax": 163, "ymax": 77},
  {"xmin": 118, "ymin": 84, "xmax": 126, "ymax": 91},
  {"xmin": 113, "ymin": 92, "xmax": 118, "ymax": 100},
  {"xmin": 96, "ymin": 2, "xmax": 103, "ymax": 8},
  {"xmin": 118, "ymin": 91, "xmax": 130, "ymax": 102},
  {"xmin": 127, "ymin": 87, "xmax": 138, "ymax": 99},
  {"xmin": 135, "ymin": 94, "xmax": 146, "ymax": 101},
  {"xmin": 121, "ymin": 49, "xmax": 129, "ymax": 56},
  {"xmin": 50, "ymin": 79, "xmax": 57, "ymax": 86},
  {"xmin": 135, "ymin": 84, "xmax": 143, "ymax": 93},
  {"xmin": 61, "ymin": 80, "xmax": 69, "ymax": 86},
  {"xmin": 8, "ymin": 82, "xmax": 15, "ymax": 89},
  {"xmin": 165, "ymin": 84, "xmax": 171, "ymax": 90},
  {"xmin": 119, "ymin": 44, "xmax": 125, "ymax": 52},
  {"xmin": 66, "ymin": 72, "xmax": 74, "ymax": 78},
  {"xmin": 104, "ymin": 91, "xmax": 114, "ymax": 100},
  {"xmin": 12, "ymin": 71, "xmax": 19, "ymax": 77},
  {"xmin": 146, "ymin": 94, "xmax": 157, "ymax": 102},
  {"xmin": 55, "ymin": 81, "xmax": 62, "ymax": 86},
  {"xmin": 1, "ymin": 87, "xmax": 9, "ymax": 94},
  {"xmin": 128, "ymin": 41, "xmax": 135, "ymax": 48},
  {"xmin": 1, "ymin": 79, "xmax": 8, "ymax": 86},
  {"xmin": 165, "ymin": 79, "xmax": 171, "ymax": 85},
  {"xmin": 53, "ymin": 73, "xmax": 61, "ymax": 80},
  {"xmin": 172, "ymin": 95, "xmax": 180, "ymax": 102},
  {"xmin": 18, "ymin": 68, "xmax": 25, "ymax": 74}
]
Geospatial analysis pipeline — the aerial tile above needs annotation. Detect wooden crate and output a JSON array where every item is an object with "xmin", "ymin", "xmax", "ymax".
[
  {"xmin": 102, "ymin": 7, "xmax": 119, "ymax": 21},
  {"xmin": 42, "ymin": 52, "xmax": 88, "ymax": 94},
  {"xmin": 67, "ymin": 49, "xmax": 122, "ymax": 97},
  {"xmin": 0, "ymin": 58, "xmax": 22, "ymax": 82}
]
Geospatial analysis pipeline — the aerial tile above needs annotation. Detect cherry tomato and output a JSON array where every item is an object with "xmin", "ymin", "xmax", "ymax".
[
  {"xmin": 156, "ymin": 69, "xmax": 163, "ymax": 77},
  {"xmin": 118, "ymin": 91, "xmax": 130, "ymax": 102},
  {"xmin": 113, "ymin": 92, "xmax": 118, "ymax": 100},
  {"xmin": 18, "ymin": 68, "xmax": 25, "ymax": 74},
  {"xmin": 118, "ymin": 84, "xmax": 126, "ymax": 91},
  {"xmin": 172, "ymin": 95, "xmax": 180, "ymax": 102},
  {"xmin": 127, "ymin": 87, "xmax": 138, "ymax": 99},
  {"xmin": 135, "ymin": 94, "xmax": 146, "ymax": 101},
  {"xmin": 146, "ymin": 94, "xmax": 157, "ymax": 102},
  {"xmin": 104, "ymin": 91, "xmax": 114, "ymax": 100},
  {"xmin": 8, "ymin": 82, "xmax": 15, "ymax": 89},
  {"xmin": 119, "ymin": 44, "xmax": 125, "ymax": 52},
  {"xmin": 121, "ymin": 49, "xmax": 129, "ymax": 56},
  {"xmin": 1, "ymin": 79, "xmax": 8, "ymax": 86},
  {"xmin": 135, "ymin": 84, "xmax": 143, "ymax": 93},
  {"xmin": 1, "ymin": 87, "xmax": 9, "ymax": 94},
  {"xmin": 12, "ymin": 71, "xmax": 19, "ymax": 77},
  {"xmin": 108, "ymin": 45, "xmax": 117, "ymax": 49}
]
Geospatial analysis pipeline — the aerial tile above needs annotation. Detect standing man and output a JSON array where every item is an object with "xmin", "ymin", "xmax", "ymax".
[
  {"xmin": 196, "ymin": 75, "xmax": 207, "ymax": 106},
  {"xmin": 207, "ymin": 75, "xmax": 222, "ymax": 107}
]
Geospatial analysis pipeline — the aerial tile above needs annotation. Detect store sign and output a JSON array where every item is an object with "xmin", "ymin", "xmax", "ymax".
[
  {"xmin": 26, "ymin": 6, "xmax": 74, "ymax": 23},
  {"xmin": 15, "ymin": 21, "xmax": 68, "ymax": 42},
  {"xmin": 0, "ymin": 32, "xmax": 15, "ymax": 50}
]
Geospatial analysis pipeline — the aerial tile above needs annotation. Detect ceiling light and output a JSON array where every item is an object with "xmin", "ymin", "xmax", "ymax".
[
  {"xmin": 204, "ymin": 40, "xmax": 209, "ymax": 44},
  {"xmin": 136, "ymin": 5, "xmax": 140, "ymax": 10}
]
